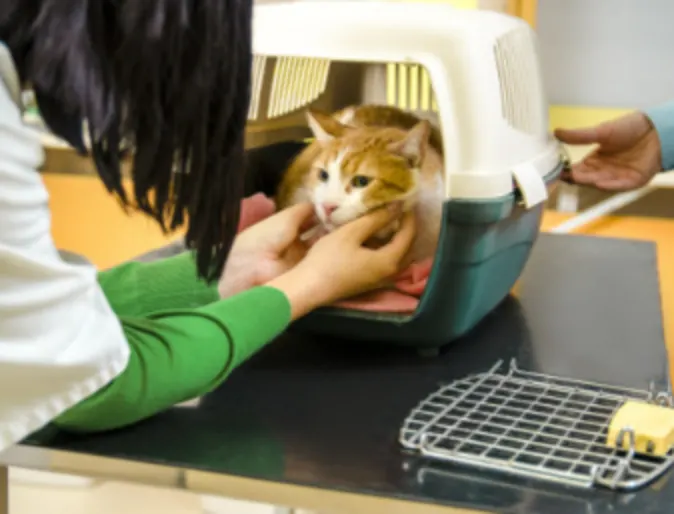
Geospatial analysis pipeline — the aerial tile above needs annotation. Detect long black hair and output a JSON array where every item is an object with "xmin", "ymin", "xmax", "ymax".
[{"xmin": 0, "ymin": 0, "xmax": 253, "ymax": 282}]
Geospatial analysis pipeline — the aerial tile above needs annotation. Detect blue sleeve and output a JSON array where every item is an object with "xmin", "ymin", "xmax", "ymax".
[{"xmin": 644, "ymin": 101, "xmax": 674, "ymax": 171}]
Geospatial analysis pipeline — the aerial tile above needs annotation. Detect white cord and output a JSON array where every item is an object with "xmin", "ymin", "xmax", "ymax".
[{"xmin": 549, "ymin": 187, "xmax": 653, "ymax": 234}]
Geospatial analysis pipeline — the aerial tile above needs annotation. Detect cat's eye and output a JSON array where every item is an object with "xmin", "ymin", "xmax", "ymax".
[
  {"xmin": 318, "ymin": 169, "xmax": 329, "ymax": 182},
  {"xmin": 351, "ymin": 175, "xmax": 372, "ymax": 188}
]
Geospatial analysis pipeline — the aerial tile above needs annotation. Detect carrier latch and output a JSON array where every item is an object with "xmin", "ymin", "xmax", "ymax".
[{"xmin": 511, "ymin": 163, "xmax": 548, "ymax": 209}]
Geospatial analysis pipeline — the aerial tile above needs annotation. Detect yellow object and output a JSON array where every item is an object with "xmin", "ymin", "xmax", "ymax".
[
  {"xmin": 507, "ymin": 0, "xmax": 537, "ymax": 27},
  {"xmin": 43, "ymin": 174, "xmax": 180, "ymax": 269},
  {"xmin": 607, "ymin": 401, "xmax": 674, "ymax": 456},
  {"xmin": 549, "ymin": 105, "xmax": 632, "ymax": 132}
]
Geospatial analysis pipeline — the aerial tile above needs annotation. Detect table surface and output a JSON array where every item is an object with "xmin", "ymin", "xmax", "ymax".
[
  {"xmin": 15, "ymin": 233, "xmax": 672, "ymax": 514},
  {"xmin": 541, "ymin": 212, "xmax": 674, "ymax": 379}
]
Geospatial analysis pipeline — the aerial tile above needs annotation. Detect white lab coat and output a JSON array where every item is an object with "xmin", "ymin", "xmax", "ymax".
[{"xmin": 0, "ymin": 43, "xmax": 129, "ymax": 451}]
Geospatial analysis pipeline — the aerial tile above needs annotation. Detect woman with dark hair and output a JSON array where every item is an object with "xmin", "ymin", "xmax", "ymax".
[{"xmin": 0, "ymin": 1, "xmax": 414, "ymax": 449}]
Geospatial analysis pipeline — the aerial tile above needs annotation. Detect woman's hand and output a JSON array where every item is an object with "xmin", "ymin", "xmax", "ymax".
[
  {"xmin": 218, "ymin": 203, "xmax": 315, "ymax": 299},
  {"xmin": 555, "ymin": 111, "xmax": 662, "ymax": 192},
  {"xmin": 267, "ymin": 207, "xmax": 416, "ymax": 320}
]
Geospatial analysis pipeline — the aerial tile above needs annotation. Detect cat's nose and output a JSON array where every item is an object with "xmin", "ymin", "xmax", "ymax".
[{"xmin": 321, "ymin": 203, "xmax": 338, "ymax": 218}]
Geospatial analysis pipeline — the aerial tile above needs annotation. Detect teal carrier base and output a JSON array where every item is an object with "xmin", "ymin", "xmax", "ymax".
[{"xmin": 290, "ymin": 165, "xmax": 562, "ymax": 355}]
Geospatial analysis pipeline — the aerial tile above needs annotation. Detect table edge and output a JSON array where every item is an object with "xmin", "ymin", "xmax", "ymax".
[{"xmin": 1, "ymin": 446, "xmax": 483, "ymax": 514}]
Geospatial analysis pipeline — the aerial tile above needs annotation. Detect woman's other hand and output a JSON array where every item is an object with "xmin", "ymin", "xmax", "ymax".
[
  {"xmin": 218, "ymin": 203, "xmax": 315, "ymax": 299},
  {"xmin": 555, "ymin": 111, "xmax": 662, "ymax": 191},
  {"xmin": 267, "ymin": 207, "xmax": 416, "ymax": 320}
]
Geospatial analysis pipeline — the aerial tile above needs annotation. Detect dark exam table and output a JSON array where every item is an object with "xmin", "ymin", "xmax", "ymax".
[{"xmin": 0, "ymin": 233, "xmax": 668, "ymax": 514}]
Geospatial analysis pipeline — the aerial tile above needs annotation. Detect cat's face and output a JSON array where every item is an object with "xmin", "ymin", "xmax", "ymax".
[{"xmin": 303, "ymin": 110, "xmax": 430, "ymax": 231}]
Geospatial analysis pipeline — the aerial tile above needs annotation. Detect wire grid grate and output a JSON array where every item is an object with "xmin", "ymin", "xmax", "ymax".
[{"xmin": 399, "ymin": 360, "xmax": 674, "ymax": 492}]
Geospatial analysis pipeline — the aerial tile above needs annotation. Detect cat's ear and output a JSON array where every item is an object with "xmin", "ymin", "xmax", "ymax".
[
  {"xmin": 306, "ymin": 109, "xmax": 348, "ymax": 142},
  {"xmin": 388, "ymin": 120, "xmax": 431, "ymax": 167}
]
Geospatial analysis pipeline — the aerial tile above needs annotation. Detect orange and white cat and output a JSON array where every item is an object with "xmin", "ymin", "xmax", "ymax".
[{"xmin": 276, "ymin": 105, "xmax": 445, "ymax": 267}]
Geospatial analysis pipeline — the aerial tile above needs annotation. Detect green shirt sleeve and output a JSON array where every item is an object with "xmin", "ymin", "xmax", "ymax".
[
  {"xmin": 98, "ymin": 250, "xmax": 219, "ymax": 317},
  {"xmin": 53, "ymin": 286, "xmax": 291, "ymax": 433}
]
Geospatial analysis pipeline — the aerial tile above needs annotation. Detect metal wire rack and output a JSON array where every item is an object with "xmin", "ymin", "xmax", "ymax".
[{"xmin": 399, "ymin": 359, "xmax": 674, "ymax": 492}]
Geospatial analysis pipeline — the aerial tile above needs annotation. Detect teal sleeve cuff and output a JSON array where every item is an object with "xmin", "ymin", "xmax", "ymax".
[{"xmin": 644, "ymin": 101, "xmax": 674, "ymax": 171}]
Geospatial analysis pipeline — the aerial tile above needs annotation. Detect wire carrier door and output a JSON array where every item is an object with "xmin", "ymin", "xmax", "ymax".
[{"xmin": 400, "ymin": 360, "xmax": 674, "ymax": 491}]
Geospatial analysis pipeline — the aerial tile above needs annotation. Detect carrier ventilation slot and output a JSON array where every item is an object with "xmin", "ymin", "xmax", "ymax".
[
  {"xmin": 248, "ymin": 55, "xmax": 267, "ymax": 121},
  {"xmin": 266, "ymin": 57, "xmax": 331, "ymax": 119},
  {"xmin": 493, "ymin": 27, "xmax": 546, "ymax": 135},
  {"xmin": 385, "ymin": 63, "xmax": 438, "ymax": 113}
]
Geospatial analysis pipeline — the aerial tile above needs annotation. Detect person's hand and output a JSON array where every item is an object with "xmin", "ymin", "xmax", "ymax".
[
  {"xmin": 555, "ymin": 111, "xmax": 662, "ymax": 191},
  {"xmin": 218, "ymin": 203, "xmax": 315, "ymax": 299},
  {"xmin": 266, "ymin": 207, "xmax": 416, "ymax": 320}
]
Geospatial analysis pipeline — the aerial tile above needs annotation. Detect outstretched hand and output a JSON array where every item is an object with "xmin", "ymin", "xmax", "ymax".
[{"xmin": 555, "ymin": 111, "xmax": 662, "ymax": 192}]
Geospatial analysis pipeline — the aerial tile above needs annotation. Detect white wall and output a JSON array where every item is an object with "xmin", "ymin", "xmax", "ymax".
[{"xmin": 537, "ymin": 0, "xmax": 674, "ymax": 109}]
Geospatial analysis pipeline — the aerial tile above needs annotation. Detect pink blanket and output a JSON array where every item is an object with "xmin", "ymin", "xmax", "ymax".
[{"xmin": 237, "ymin": 194, "xmax": 432, "ymax": 313}]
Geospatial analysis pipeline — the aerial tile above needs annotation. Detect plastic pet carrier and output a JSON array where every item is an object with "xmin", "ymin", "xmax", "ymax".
[{"xmin": 246, "ymin": 1, "xmax": 565, "ymax": 354}]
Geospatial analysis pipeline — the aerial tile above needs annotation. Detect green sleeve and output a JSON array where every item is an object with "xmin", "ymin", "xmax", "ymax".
[
  {"xmin": 53, "ymin": 286, "xmax": 291, "ymax": 433},
  {"xmin": 98, "ymin": 250, "xmax": 219, "ymax": 317}
]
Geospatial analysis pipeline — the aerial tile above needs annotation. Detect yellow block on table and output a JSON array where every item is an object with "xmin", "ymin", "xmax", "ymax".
[{"xmin": 607, "ymin": 400, "xmax": 674, "ymax": 456}]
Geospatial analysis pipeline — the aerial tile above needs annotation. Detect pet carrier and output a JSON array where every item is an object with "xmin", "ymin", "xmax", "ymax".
[{"xmin": 247, "ymin": 1, "xmax": 565, "ymax": 353}]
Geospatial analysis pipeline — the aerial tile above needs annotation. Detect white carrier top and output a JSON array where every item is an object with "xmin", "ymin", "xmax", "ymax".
[{"xmin": 251, "ymin": 1, "xmax": 561, "ymax": 206}]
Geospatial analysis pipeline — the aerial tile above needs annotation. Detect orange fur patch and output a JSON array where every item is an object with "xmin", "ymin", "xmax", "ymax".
[
  {"xmin": 277, "ymin": 106, "xmax": 439, "ymax": 212},
  {"xmin": 276, "ymin": 104, "xmax": 445, "ymax": 268}
]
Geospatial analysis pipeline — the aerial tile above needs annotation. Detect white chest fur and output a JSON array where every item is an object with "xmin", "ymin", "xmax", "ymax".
[{"xmin": 405, "ymin": 171, "xmax": 444, "ymax": 265}]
